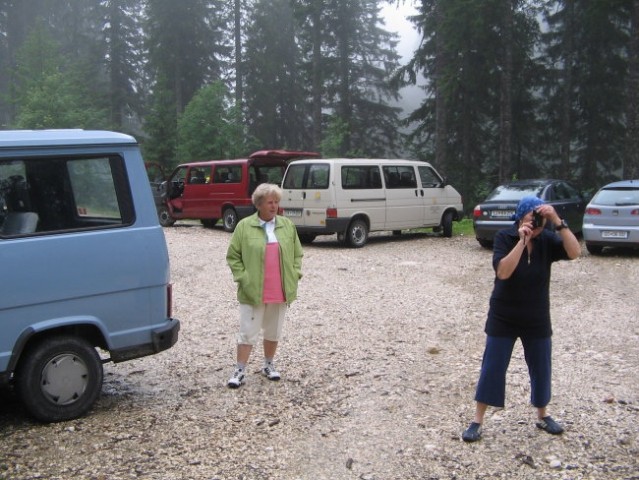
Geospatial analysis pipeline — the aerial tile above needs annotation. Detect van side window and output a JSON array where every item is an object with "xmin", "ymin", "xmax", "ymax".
[
  {"xmin": 342, "ymin": 166, "xmax": 382, "ymax": 189},
  {"xmin": 418, "ymin": 165, "xmax": 443, "ymax": 188},
  {"xmin": 283, "ymin": 164, "xmax": 306, "ymax": 189},
  {"xmin": 0, "ymin": 155, "xmax": 133, "ymax": 237},
  {"xmin": 383, "ymin": 166, "xmax": 416, "ymax": 189},
  {"xmin": 214, "ymin": 165, "xmax": 242, "ymax": 184},
  {"xmin": 308, "ymin": 165, "xmax": 329, "ymax": 189},
  {"xmin": 188, "ymin": 167, "xmax": 209, "ymax": 184}
]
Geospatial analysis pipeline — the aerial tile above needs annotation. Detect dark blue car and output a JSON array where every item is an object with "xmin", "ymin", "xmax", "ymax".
[{"xmin": 472, "ymin": 179, "xmax": 586, "ymax": 249}]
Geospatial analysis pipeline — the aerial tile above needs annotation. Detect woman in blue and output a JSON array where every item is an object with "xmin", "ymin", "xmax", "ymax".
[{"xmin": 462, "ymin": 196, "xmax": 581, "ymax": 442}]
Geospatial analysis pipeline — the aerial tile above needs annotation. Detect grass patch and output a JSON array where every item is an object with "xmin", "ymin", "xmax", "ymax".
[{"xmin": 454, "ymin": 218, "xmax": 474, "ymax": 237}]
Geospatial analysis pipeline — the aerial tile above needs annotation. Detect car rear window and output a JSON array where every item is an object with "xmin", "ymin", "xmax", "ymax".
[
  {"xmin": 485, "ymin": 184, "xmax": 542, "ymax": 201},
  {"xmin": 593, "ymin": 187, "xmax": 639, "ymax": 206}
]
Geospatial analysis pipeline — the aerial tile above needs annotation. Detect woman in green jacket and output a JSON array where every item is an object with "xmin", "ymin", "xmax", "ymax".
[{"xmin": 226, "ymin": 183, "xmax": 303, "ymax": 388}]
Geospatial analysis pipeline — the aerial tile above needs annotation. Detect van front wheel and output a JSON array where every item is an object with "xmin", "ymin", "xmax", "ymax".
[
  {"xmin": 441, "ymin": 211, "xmax": 453, "ymax": 238},
  {"xmin": 223, "ymin": 208, "xmax": 238, "ymax": 232},
  {"xmin": 15, "ymin": 335, "xmax": 103, "ymax": 422},
  {"xmin": 345, "ymin": 219, "xmax": 368, "ymax": 248},
  {"xmin": 158, "ymin": 205, "xmax": 176, "ymax": 227}
]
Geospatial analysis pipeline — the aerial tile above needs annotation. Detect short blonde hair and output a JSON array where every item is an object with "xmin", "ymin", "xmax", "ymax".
[{"xmin": 252, "ymin": 183, "xmax": 282, "ymax": 207}]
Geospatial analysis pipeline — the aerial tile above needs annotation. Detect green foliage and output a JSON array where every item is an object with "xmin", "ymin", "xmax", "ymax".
[
  {"xmin": 319, "ymin": 117, "xmax": 348, "ymax": 157},
  {"xmin": 176, "ymin": 82, "xmax": 249, "ymax": 162},
  {"xmin": 12, "ymin": 24, "xmax": 108, "ymax": 129}
]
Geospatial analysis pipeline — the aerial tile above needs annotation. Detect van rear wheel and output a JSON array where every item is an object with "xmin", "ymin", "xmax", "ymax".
[
  {"xmin": 222, "ymin": 208, "xmax": 238, "ymax": 232},
  {"xmin": 345, "ymin": 219, "xmax": 368, "ymax": 248},
  {"xmin": 15, "ymin": 335, "xmax": 103, "ymax": 422}
]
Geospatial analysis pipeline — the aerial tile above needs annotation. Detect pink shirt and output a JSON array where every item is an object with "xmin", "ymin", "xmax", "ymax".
[{"xmin": 263, "ymin": 242, "xmax": 285, "ymax": 303}]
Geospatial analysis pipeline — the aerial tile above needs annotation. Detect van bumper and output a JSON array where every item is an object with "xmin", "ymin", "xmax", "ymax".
[
  {"xmin": 295, "ymin": 218, "xmax": 351, "ymax": 235},
  {"xmin": 110, "ymin": 318, "xmax": 180, "ymax": 363}
]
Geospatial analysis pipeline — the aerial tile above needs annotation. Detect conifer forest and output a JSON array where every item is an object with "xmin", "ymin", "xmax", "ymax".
[{"xmin": 1, "ymin": 0, "xmax": 638, "ymax": 208}]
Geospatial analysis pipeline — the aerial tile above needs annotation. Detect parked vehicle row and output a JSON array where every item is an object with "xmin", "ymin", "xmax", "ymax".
[
  {"xmin": 472, "ymin": 178, "xmax": 639, "ymax": 255},
  {"xmin": 154, "ymin": 153, "xmax": 464, "ymax": 248}
]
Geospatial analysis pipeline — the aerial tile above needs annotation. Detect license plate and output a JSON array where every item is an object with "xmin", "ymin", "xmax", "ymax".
[
  {"xmin": 601, "ymin": 230, "xmax": 628, "ymax": 239},
  {"xmin": 491, "ymin": 210, "xmax": 514, "ymax": 218},
  {"xmin": 283, "ymin": 209, "xmax": 302, "ymax": 218}
]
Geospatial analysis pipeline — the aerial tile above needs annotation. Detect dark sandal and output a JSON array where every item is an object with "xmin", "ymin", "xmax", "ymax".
[
  {"xmin": 462, "ymin": 422, "xmax": 482, "ymax": 442},
  {"xmin": 536, "ymin": 416, "xmax": 564, "ymax": 435}
]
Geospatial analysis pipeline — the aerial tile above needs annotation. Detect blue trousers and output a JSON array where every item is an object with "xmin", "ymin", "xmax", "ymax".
[{"xmin": 474, "ymin": 335, "xmax": 552, "ymax": 408}]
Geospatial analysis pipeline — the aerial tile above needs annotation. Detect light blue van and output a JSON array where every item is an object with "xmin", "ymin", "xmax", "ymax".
[{"xmin": 0, "ymin": 130, "xmax": 180, "ymax": 422}]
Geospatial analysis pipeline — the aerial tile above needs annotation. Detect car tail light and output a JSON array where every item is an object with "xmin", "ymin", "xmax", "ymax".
[
  {"xmin": 585, "ymin": 207, "xmax": 602, "ymax": 215},
  {"xmin": 632, "ymin": 209, "xmax": 639, "ymax": 215},
  {"xmin": 326, "ymin": 208, "xmax": 337, "ymax": 218},
  {"xmin": 167, "ymin": 284, "xmax": 173, "ymax": 318},
  {"xmin": 473, "ymin": 205, "xmax": 482, "ymax": 218}
]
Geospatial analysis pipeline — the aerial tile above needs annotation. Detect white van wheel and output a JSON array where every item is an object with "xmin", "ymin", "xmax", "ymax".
[
  {"xmin": 346, "ymin": 219, "xmax": 368, "ymax": 248},
  {"xmin": 15, "ymin": 335, "xmax": 103, "ymax": 422},
  {"xmin": 223, "ymin": 208, "xmax": 238, "ymax": 232},
  {"xmin": 441, "ymin": 211, "xmax": 453, "ymax": 238}
]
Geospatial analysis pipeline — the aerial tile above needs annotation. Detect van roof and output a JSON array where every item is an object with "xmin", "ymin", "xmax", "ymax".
[
  {"xmin": 288, "ymin": 158, "xmax": 432, "ymax": 165},
  {"xmin": 0, "ymin": 130, "xmax": 137, "ymax": 148},
  {"xmin": 178, "ymin": 150, "xmax": 320, "ymax": 167}
]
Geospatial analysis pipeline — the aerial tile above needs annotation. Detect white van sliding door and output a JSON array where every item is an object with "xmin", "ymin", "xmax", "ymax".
[{"xmin": 382, "ymin": 165, "xmax": 422, "ymax": 229}]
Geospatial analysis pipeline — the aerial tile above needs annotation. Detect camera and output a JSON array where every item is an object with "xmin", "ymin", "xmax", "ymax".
[{"xmin": 531, "ymin": 210, "xmax": 544, "ymax": 229}]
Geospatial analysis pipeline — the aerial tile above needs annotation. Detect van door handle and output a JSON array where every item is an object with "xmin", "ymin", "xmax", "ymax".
[{"xmin": 303, "ymin": 191, "xmax": 306, "ymax": 199}]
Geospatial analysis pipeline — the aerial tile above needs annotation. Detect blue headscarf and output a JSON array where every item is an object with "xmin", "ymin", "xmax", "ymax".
[{"xmin": 513, "ymin": 196, "xmax": 545, "ymax": 221}]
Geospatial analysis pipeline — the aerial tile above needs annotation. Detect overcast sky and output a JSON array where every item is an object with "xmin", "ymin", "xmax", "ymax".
[{"xmin": 380, "ymin": 2, "xmax": 424, "ymax": 119}]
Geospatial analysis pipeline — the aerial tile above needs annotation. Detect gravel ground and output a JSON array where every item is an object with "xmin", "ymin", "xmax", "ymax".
[{"xmin": 1, "ymin": 223, "xmax": 638, "ymax": 480}]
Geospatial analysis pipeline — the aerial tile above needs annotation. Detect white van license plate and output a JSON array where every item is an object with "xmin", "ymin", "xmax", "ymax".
[
  {"xmin": 283, "ymin": 209, "xmax": 302, "ymax": 218},
  {"xmin": 601, "ymin": 230, "xmax": 628, "ymax": 239}
]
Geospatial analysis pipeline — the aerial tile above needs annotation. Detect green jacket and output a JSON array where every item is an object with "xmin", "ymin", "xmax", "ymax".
[{"xmin": 226, "ymin": 213, "xmax": 303, "ymax": 305}]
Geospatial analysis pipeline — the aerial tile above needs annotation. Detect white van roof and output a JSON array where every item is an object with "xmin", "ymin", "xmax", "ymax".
[{"xmin": 288, "ymin": 158, "xmax": 433, "ymax": 165}]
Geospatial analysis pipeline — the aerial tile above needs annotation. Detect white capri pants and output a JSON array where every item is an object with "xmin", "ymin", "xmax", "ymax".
[{"xmin": 237, "ymin": 303, "xmax": 287, "ymax": 345}]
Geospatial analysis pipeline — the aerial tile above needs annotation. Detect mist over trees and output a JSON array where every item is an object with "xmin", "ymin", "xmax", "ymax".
[{"xmin": 0, "ymin": 0, "xmax": 637, "ymax": 209}]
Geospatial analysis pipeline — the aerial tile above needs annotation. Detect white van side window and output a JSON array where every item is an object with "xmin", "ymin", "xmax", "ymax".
[
  {"xmin": 308, "ymin": 164, "xmax": 329, "ymax": 189},
  {"xmin": 282, "ymin": 163, "xmax": 329, "ymax": 189},
  {"xmin": 342, "ymin": 165, "xmax": 382, "ymax": 189},
  {"xmin": 418, "ymin": 165, "xmax": 443, "ymax": 188},
  {"xmin": 383, "ymin": 166, "xmax": 416, "ymax": 189},
  {"xmin": 0, "ymin": 155, "xmax": 133, "ymax": 237}
]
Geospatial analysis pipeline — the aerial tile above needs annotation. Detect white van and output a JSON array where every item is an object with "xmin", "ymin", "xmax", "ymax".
[{"xmin": 280, "ymin": 158, "xmax": 464, "ymax": 247}]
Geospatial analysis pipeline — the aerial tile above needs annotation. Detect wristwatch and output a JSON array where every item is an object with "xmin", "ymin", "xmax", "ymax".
[{"xmin": 555, "ymin": 219, "xmax": 569, "ymax": 231}]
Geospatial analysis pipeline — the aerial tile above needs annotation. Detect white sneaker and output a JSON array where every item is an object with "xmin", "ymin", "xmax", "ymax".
[
  {"xmin": 227, "ymin": 367, "xmax": 245, "ymax": 388},
  {"xmin": 261, "ymin": 363, "xmax": 281, "ymax": 381}
]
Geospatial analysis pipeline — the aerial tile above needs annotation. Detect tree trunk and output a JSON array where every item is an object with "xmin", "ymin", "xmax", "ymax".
[
  {"xmin": 311, "ymin": 0, "xmax": 323, "ymax": 151},
  {"xmin": 234, "ymin": 0, "xmax": 243, "ymax": 109},
  {"xmin": 498, "ymin": 0, "xmax": 513, "ymax": 183},
  {"xmin": 434, "ymin": 0, "xmax": 448, "ymax": 172},
  {"xmin": 625, "ymin": 0, "xmax": 639, "ymax": 178},
  {"xmin": 560, "ymin": 0, "xmax": 575, "ymax": 180}
]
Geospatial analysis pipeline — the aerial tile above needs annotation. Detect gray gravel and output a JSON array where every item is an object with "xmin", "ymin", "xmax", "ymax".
[{"xmin": 1, "ymin": 223, "xmax": 638, "ymax": 480}]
